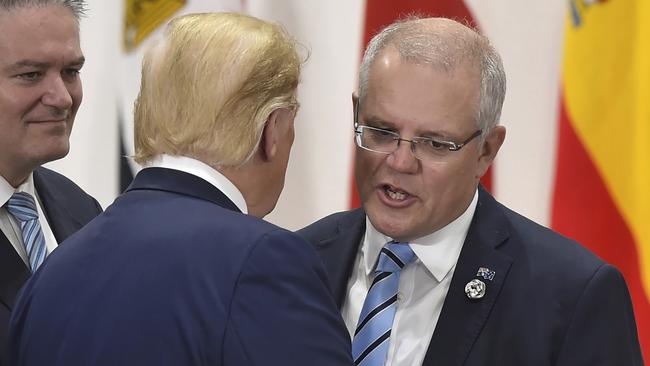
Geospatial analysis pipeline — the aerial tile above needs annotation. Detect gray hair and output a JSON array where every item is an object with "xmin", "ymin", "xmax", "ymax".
[
  {"xmin": 0, "ymin": 0, "xmax": 86, "ymax": 20},
  {"xmin": 358, "ymin": 17, "xmax": 506, "ymax": 138}
]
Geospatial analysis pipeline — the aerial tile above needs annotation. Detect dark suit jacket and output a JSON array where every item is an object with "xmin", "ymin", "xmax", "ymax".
[
  {"xmin": 9, "ymin": 167, "xmax": 353, "ymax": 366},
  {"xmin": 298, "ymin": 187, "xmax": 644, "ymax": 365},
  {"xmin": 0, "ymin": 167, "xmax": 101, "ymax": 364}
]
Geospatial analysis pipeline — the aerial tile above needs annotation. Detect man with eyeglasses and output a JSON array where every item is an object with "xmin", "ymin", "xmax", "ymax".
[{"xmin": 299, "ymin": 17, "xmax": 642, "ymax": 366}]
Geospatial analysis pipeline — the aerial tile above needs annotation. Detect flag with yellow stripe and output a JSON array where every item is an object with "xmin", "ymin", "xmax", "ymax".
[
  {"xmin": 124, "ymin": 0, "xmax": 186, "ymax": 51},
  {"xmin": 552, "ymin": 0, "xmax": 649, "ymax": 360}
]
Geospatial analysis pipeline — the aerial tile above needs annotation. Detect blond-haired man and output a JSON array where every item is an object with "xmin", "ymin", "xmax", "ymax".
[{"xmin": 9, "ymin": 13, "xmax": 352, "ymax": 366}]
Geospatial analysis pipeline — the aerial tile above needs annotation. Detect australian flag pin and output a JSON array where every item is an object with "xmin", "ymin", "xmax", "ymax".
[{"xmin": 476, "ymin": 267, "xmax": 496, "ymax": 281}]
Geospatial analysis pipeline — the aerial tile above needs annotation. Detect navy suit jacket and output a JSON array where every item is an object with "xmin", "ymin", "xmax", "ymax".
[
  {"xmin": 0, "ymin": 167, "xmax": 101, "ymax": 364},
  {"xmin": 9, "ymin": 167, "xmax": 353, "ymax": 366},
  {"xmin": 298, "ymin": 187, "xmax": 644, "ymax": 365}
]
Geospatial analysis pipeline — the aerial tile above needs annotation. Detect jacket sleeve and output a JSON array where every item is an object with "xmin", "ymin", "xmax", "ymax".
[
  {"xmin": 555, "ymin": 263, "xmax": 644, "ymax": 365},
  {"xmin": 222, "ymin": 229, "xmax": 354, "ymax": 366}
]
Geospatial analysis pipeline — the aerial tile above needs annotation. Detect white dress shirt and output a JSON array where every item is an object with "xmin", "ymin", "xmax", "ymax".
[
  {"xmin": 342, "ymin": 190, "xmax": 478, "ymax": 366},
  {"xmin": 0, "ymin": 173, "xmax": 59, "ymax": 266},
  {"xmin": 144, "ymin": 154, "xmax": 248, "ymax": 214}
]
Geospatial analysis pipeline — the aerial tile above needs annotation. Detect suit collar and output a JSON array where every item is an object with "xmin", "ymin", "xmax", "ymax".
[
  {"xmin": 313, "ymin": 208, "xmax": 366, "ymax": 308},
  {"xmin": 144, "ymin": 154, "xmax": 248, "ymax": 214},
  {"xmin": 33, "ymin": 168, "xmax": 86, "ymax": 243},
  {"xmin": 422, "ymin": 186, "xmax": 513, "ymax": 365},
  {"xmin": 126, "ymin": 167, "xmax": 241, "ymax": 213}
]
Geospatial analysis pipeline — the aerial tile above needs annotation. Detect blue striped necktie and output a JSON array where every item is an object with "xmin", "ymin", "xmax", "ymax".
[
  {"xmin": 352, "ymin": 241, "xmax": 416, "ymax": 366},
  {"xmin": 6, "ymin": 192, "xmax": 48, "ymax": 272}
]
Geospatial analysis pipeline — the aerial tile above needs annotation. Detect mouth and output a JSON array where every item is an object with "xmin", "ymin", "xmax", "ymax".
[
  {"xmin": 376, "ymin": 184, "xmax": 416, "ymax": 207},
  {"xmin": 29, "ymin": 119, "xmax": 66, "ymax": 123},
  {"xmin": 385, "ymin": 185, "xmax": 408, "ymax": 200}
]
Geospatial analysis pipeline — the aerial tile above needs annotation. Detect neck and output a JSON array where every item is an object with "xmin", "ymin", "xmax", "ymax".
[
  {"xmin": 0, "ymin": 164, "xmax": 31, "ymax": 188},
  {"xmin": 218, "ymin": 164, "xmax": 270, "ymax": 218}
]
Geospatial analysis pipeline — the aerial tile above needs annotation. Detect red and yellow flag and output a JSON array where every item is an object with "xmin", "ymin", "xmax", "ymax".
[{"xmin": 552, "ymin": 0, "xmax": 649, "ymax": 359}]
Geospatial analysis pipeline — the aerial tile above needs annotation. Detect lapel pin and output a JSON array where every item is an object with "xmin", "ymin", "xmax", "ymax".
[
  {"xmin": 465, "ymin": 279, "xmax": 486, "ymax": 299},
  {"xmin": 477, "ymin": 267, "xmax": 496, "ymax": 281}
]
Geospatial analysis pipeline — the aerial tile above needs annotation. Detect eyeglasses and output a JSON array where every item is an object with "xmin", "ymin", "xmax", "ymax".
[
  {"xmin": 353, "ymin": 100, "xmax": 483, "ymax": 162},
  {"xmin": 354, "ymin": 124, "xmax": 482, "ymax": 162}
]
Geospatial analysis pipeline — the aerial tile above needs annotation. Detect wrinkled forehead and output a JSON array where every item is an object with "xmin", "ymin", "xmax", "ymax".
[{"xmin": 362, "ymin": 52, "xmax": 481, "ymax": 135}]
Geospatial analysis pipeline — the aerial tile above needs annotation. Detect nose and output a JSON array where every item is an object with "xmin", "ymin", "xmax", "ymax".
[
  {"xmin": 41, "ymin": 75, "xmax": 73, "ymax": 110},
  {"xmin": 386, "ymin": 139, "xmax": 419, "ymax": 173}
]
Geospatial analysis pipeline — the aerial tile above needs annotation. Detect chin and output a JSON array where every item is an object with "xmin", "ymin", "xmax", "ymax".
[
  {"xmin": 33, "ymin": 143, "xmax": 71, "ymax": 167},
  {"xmin": 48, "ymin": 144, "xmax": 71, "ymax": 161},
  {"xmin": 367, "ymin": 210, "xmax": 410, "ymax": 241}
]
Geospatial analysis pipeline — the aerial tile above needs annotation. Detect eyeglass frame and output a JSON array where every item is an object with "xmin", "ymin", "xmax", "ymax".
[{"xmin": 353, "ymin": 99, "xmax": 483, "ymax": 159}]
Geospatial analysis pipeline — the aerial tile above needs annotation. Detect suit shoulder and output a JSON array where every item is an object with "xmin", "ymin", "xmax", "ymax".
[
  {"xmin": 298, "ymin": 208, "xmax": 364, "ymax": 242},
  {"xmin": 35, "ymin": 167, "xmax": 99, "ymax": 204},
  {"xmin": 499, "ymin": 202, "xmax": 606, "ymax": 273}
]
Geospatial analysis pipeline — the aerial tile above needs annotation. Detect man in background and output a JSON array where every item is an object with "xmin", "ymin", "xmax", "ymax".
[
  {"xmin": 299, "ymin": 17, "xmax": 643, "ymax": 365},
  {"xmin": 9, "ymin": 12, "xmax": 353, "ymax": 366},
  {"xmin": 0, "ymin": 0, "xmax": 101, "ymax": 362}
]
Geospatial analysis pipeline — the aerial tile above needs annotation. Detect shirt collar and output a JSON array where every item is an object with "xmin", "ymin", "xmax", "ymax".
[
  {"xmin": 362, "ymin": 189, "xmax": 479, "ymax": 282},
  {"xmin": 0, "ymin": 173, "xmax": 37, "ymax": 207},
  {"xmin": 144, "ymin": 154, "xmax": 248, "ymax": 214}
]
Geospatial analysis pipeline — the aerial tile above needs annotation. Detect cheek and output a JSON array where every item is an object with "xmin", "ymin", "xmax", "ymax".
[
  {"xmin": 354, "ymin": 153, "xmax": 371, "ymax": 185},
  {"xmin": 69, "ymin": 82, "xmax": 83, "ymax": 111},
  {"xmin": 0, "ymin": 88, "xmax": 35, "ymax": 117},
  {"xmin": 288, "ymin": 126, "xmax": 295, "ymax": 148},
  {"xmin": 355, "ymin": 152, "xmax": 383, "ymax": 194}
]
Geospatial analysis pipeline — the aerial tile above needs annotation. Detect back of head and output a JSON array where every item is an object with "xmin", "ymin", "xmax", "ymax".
[
  {"xmin": 358, "ymin": 17, "xmax": 506, "ymax": 135},
  {"xmin": 0, "ymin": 0, "xmax": 86, "ymax": 19},
  {"xmin": 134, "ymin": 12, "xmax": 301, "ymax": 167}
]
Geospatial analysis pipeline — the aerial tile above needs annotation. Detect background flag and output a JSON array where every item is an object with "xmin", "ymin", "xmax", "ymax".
[{"xmin": 552, "ymin": 0, "xmax": 649, "ymax": 359}]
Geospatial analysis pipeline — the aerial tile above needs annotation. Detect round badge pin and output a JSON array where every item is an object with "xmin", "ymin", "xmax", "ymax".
[{"xmin": 465, "ymin": 279, "xmax": 486, "ymax": 299}]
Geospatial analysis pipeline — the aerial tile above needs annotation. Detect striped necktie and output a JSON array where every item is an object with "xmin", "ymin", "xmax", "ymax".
[
  {"xmin": 352, "ymin": 241, "xmax": 416, "ymax": 366},
  {"xmin": 6, "ymin": 192, "xmax": 48, "ymax": 272}
]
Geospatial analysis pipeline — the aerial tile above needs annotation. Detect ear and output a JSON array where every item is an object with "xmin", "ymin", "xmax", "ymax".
[
  {"xmin": 476, "ymin": 125, "xmax": 506, "ymax": 178},
  {"xmin": 259, "ymin": 109, "xmax": 282, "ymax": 162}
]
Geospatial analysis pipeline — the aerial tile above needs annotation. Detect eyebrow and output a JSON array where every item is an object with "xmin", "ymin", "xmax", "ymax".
[
  {"xmin": 362, "ymin": 115, "xmax": 450, "ymax": 139},
  {"xmin": 5, "ymin": 56, "xmax": 86, "ymax": 73}
]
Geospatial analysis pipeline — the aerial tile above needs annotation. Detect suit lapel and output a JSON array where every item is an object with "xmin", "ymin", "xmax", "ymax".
[
  {"xmin": 126, "ymin": 167, "xmax": 241, "ymax": 213},
  {"xmin": 33, "ymin": 168, "xmax": 87, "ymax": 242},
  {"xmin": 314, "ymin": 209, "xmax": 365, "ymax": 308},
  {"xmin": 422, "ymin": 188, "xmax": 513, "ymax": 366},
  {"xmin": 0, "ymin": 233, "xmax": 30, "ymax": 311}
]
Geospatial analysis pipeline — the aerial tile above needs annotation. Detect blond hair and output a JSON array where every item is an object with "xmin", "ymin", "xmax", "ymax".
[{"xmin": 134, "ymin": 12, "xmax": 301, "ymax": 166}]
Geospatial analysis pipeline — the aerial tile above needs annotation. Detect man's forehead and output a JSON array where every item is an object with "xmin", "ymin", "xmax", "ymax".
[
  {"xmin": 0, "ymin": 5, "xmax": 81, "ymax": 59},
  {"xmin": 0, "ymin": 4, "xmax": 79, "ymax": 30},
  {"xmin": 361, "ymin": 57, "xmax": 480, "ymax": 137}
]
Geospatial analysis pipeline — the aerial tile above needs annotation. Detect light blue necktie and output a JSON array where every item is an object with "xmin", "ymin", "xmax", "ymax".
[
  {"xmin": 6, "ymin": 192, "xmax": 48, "ymax": 272},
  {"xmin": 352, "ymin": 241, "xmax": 416, "ymax": 366}
]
